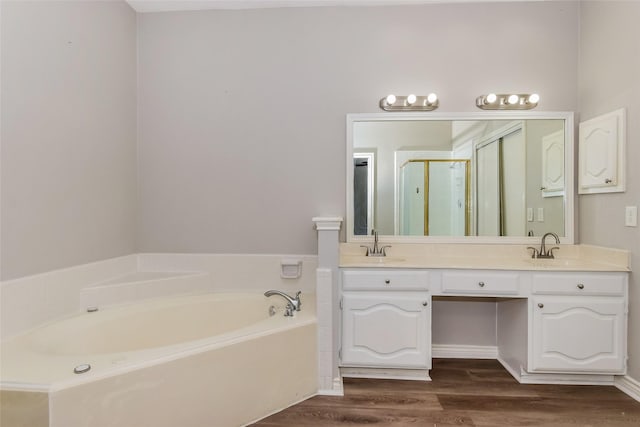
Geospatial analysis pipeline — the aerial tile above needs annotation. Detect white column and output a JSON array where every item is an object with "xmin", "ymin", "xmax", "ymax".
[{"xmin": 312, "ymin": 217, "xmax": 343, "ymax": 396}]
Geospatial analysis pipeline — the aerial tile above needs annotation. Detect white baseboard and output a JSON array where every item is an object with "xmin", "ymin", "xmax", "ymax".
[
  {"xmin": 317, "ymin": 388, "xmax": 344, "ymax": 396},
  {"xmin": 615, "ymin": 375, "xmax": 640, "ymax": 403},
  {"xmin": 432, "ymin": 344, "xmax": 498, "ymax": 359},
  {"xmin": 341, "ymin": 367, "xmax": 431, "ymax": 382},
  {"xmin": 317, "ymin": 378, "xmax": 344, "ymax": 396}
]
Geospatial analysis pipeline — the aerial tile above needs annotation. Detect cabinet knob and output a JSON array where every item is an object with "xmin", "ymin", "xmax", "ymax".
[
  {"xmin": 538, "ymin": 303, "xmax": 544, "ymax": 308},
  {"xmin": 384, "ymin": 279, "xmax": 390, "ymax": 284},
  {"xmin": 577, "ymin": 283, "xmax": 584, "ymax": 290},
  {"xmin": 422, "ymin": 301, "xmax": 428, "ymax": 306},
  {"xmin": 478, "ymin": 281, "xmax": 485, "ymax": 287}
]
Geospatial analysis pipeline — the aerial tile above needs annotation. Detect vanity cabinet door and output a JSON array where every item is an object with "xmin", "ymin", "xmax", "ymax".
[
  {"xmin": 530, "ymin": 297, "xmax": 626, "ymax": 374},
  {"xmin": 341, "ymin": 293, "xmax": 431, "ymax": 369}
]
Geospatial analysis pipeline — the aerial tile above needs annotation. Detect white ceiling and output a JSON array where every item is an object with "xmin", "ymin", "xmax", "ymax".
[{"xmin": 126, "ymin": 0, "xmax": 543, "ymax": 13}]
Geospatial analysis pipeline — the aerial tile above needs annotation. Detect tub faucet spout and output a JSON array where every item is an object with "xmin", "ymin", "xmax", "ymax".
[{"xmin": 264, "ymin": 290, "xmax": 302, "ymax": 316}]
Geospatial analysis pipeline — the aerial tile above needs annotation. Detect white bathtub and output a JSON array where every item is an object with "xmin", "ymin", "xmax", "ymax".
[{"xmin": 0, "ymin": 292, "xmax": 317, "ymax": 427}]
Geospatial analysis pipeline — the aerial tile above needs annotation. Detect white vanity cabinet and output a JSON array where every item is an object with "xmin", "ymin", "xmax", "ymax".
[
  {"xmin": 340, "ymin": 270, "xmax": 431, "ymax": 369},
  {"xmin": 529, "ymin": 272, "xmax": 627, "ymax": 374},
  {"xmin": 337, "ymin": 262, "xmax": 628, "ymax": 384}
]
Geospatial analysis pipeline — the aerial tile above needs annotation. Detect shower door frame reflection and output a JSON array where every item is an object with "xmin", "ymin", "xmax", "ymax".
[{"xmin": 398, "ymin": 159, "xmax": 471, "ymax": 236}]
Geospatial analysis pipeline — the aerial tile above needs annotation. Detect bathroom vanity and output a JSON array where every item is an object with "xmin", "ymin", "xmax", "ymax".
[
  {"xmin": 313, "ymin": 109, "xmax": 629, "ymax": 394},
  {"xmin": 338, "ymin": 245, "xmax": 629, "ymax": 385}
]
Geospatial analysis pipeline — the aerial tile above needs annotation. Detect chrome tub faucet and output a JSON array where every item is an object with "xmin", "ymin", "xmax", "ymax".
[
  {"xmin": 360, "ymin": 229, "xmax": 391, "ymax": 257},
  {"xmin": 528, "ymin": 232, "xmax": 560, "ymax": 259},
  {"xmin": 264, "ymin": 290, "xmax": 302, "ymax": 316}
]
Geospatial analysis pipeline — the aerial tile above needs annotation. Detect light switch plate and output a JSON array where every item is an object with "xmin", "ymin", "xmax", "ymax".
[
  {"xmin": 527, "ymin": 208, "xmax": 533, "ymax": 222},
  {"xmin": 625, "ymin": 206, "xmax": 638, "ymax": 227},
  {"xmin": 537, "ymin": 207, "xmax": 544, "ymax": 222}
]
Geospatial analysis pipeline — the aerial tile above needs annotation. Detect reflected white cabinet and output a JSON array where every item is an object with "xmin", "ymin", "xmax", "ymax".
[
  {"xmin": 578, "ymin": 108, "xmax": 626, "ymax": 194},
  {"xmin": 541, "ymin": 130, "xmax": 565, "ymax": 197},
  {"xmin": 529, "ymin": 272, "xmax": 627, "ymax": 374},
  {"xmin": 341, "ymin": 293, "xmax": 431, "ymax": 368}
]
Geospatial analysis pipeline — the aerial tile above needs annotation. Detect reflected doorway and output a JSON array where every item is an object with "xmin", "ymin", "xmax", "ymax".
[{"xmin": 353, "ymin": 153, "xmax": 375, "ymax": 236}]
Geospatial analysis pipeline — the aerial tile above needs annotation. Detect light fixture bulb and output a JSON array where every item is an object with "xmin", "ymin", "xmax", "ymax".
[
  {"xmin": 427, "ymin": 93, "xmax": 438, "ymax": 104},
  {"xmin": 528, "ymin": 93, "xmax": 540, "ymax": 104},
  {"xmin": 507, "ymin": 94, "xmax": 520, "ymax": 105},
  {"xmin": 406, "ymin": 94, "xmax": 417, "ymax": 105},
  {"xmin": 385, "ymin": 94, "xmax": 397, "ymax": 105},
  {"xmin": 486, "ymin": 93, "xmax": 497, "ymax": 104}
]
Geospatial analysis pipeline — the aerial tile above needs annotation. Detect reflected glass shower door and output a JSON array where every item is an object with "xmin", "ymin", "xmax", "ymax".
[{"xmin": 400, "ymin": 160, "xmax": 470, "ymax": 236}]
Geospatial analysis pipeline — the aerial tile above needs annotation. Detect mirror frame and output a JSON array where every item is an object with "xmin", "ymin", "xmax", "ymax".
[{"xmin": 346, "ymin": 111, "xmax": 575, "ymax": 244}]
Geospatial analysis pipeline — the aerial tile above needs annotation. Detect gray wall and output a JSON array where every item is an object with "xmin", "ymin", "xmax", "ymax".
[
  {"xmin": 0, "ymin": 1, "xmax": 137, "ymax": 280},
  {"xmin": 579, "ymin": 0, "xmax": 640, "ymax": 381},
  {"xmin": 136, "ymin": 1, "xmax": 580, "ymax": 254}
]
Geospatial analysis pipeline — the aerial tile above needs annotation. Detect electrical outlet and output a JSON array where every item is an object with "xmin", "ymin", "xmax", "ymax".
[{"xmin": 625, "ymin": 206, "xmax": 638, "ymax": 227}]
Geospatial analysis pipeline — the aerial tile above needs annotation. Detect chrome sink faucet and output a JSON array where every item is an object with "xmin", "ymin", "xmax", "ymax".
[
  {"xmin": 528, "ymin": 232, "xmax": 560, "ymax": 259},
  {"xmin": 264, "ymin": 290, "xmax": 301, "ymax": 316},
  {"xmin": 360, "ymin": 229, "xmax": 391, "ymax": 257}
]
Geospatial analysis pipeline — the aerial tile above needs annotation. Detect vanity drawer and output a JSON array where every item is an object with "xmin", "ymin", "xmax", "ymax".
[
  {"xmin": 342, "ymin": 270, "xmax": 429, "ymax": 291},
  {"xmin": 532, "ymin": 273, "xmax": 626, "ymax": 296},
  {"xmin": 441, "ymin": 270, "xmax": 520, "ymax": 295}
]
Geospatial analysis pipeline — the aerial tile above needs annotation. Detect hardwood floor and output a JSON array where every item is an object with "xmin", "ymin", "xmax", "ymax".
[{"xmin": 251, "ymin": 359, "xmax": 640, "ymax": 426}]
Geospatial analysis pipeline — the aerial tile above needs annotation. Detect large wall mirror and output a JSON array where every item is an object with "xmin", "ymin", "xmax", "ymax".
[{"xmin": 346, "ymin": 112, "xmax": 575, "ymax": 244}]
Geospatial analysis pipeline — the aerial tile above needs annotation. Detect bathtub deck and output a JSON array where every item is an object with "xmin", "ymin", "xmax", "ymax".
[{"xmin": 251, "ymin": 358, "xmax": 640, "ymax": 426}]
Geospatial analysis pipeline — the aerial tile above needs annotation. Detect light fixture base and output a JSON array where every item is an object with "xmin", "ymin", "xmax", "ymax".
[
  {"xmin": 380, "ymin": 95, "xmax": 439, "ymax": 111},
  {"xmin": 476, "ymin": 93, "xmax": 539, "ymax": 110}
]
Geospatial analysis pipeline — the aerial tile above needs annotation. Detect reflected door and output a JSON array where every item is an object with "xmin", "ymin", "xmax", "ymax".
[
  {"xmin": 476, "ymin": 127, "xmax": 525, "ymax": 236},
  {"xmin": 400, "ymin": 161, "xmax": 425, "ymax": 235},
  {"xmin": 476, "ymin": 142, "xmax": 500, "ymax": 235},
  {"xmin": 400, "ymin": 160, "xmax": 470, "ymax": 236}
]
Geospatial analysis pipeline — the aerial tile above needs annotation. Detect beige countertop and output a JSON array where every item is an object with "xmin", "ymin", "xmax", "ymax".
[{"xmin": 339, "ymin": 243, "xmax": 630, "ymax": 272}]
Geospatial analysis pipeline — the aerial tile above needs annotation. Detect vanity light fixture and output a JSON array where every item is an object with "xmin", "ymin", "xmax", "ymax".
[
  {"xmin": 380, "ymin": 93, "xmax": 439, "ymax": 111},
  {"xmin": 476, "ymin": 93, "xmax": 540, "ymax": 110}
]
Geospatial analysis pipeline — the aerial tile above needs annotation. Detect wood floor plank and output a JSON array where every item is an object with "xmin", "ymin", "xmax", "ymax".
[
  {"xmin": 299, "ymin": 393, "xmax": 443, "ymax": 411},
  {"xmin": 253, "ymin": 405, "xmax": 474, "ymax": 426},
  {"xmin": 249, "ymin": 359, "xmax": 640, "ymax": 427}
]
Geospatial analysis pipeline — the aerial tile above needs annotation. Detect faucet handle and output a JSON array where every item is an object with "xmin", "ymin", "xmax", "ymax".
[
  {"xmin": 360, "ymin": 245, "xmax": 370, "ymax": 256},
  {"xmin": 549, "ymin": 247, "xmax": 560, "ymax": 259},
  {"xmin": 380, "ymin": 245, "xmax": 392, "ymax": 256},
  {"xmin": 527, "ymin": 247, "xmax": 539, "ymax": 259},
  {"xmin": 294, "ymin": 291, "xmax": 302, "ymax": 310},
  {"xmin": 284, "ymin": 303, "xmax": 295, "ymax": 317}
]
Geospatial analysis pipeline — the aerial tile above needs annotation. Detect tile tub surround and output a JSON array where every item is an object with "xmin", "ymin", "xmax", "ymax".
[
  {"xmin": 0, "ymin": 255, "xmax": 138, "ymax": 340},
  {"xmin": 339, "ymin": 243, "xmax": 630, "ymax": 271},
  {"xmin": 1, "ymin": 253, "xmax": 318, "ymax": 340}
]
